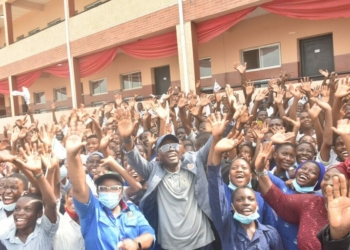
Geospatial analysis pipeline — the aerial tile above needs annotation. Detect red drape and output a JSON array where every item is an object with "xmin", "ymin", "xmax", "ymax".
[
  {"xmin": 16, "ymin": 71, "xmax": 42, "ymax": 89},
  {"xmin": 79, "ymin": 47, "xmax": 118, "ymax": 78},
  {"xmin": 262, "ymin": 0, "xmax": 350, "ymax": 20},
  {"xmin": 120, "ymin": 32, "xmax": 178, "ymax": 59},
  {"xmin": 197, "ymin": 7, "xmax": 256, "ymax": 44},
  {"xmin": 0, "ymin": 79, "xmax": 9, "ymax": 95},
  {"xmin": 44, "ymin": 62, "xmax": 70, "ymax": 78}
]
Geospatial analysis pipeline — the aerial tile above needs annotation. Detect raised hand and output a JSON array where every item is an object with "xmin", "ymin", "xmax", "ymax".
[
  {"xmin": 283, "ymin": 116, "xmax": 301, "ymax": 129},
  {"xmin": 214, "ymin": 131, "xmax": 244, "ymax": 154},
  {"xmin": 208, "ymin": 112, "xmax": 228, "ymax": 138},
  {"xmin": 233, "ymin": 62, "xmax": 247, "ymax": 74},
  {"xmin": 151, "ymin": 100, "xmax": 168, "ymax": 120},
  {"xmin": 288, "ymin": 83, "xmax": 303, "ymax": 99},
  {"xmin": 251, "ymin": 122, "xmax": 269, "ymax": 140},
  {"xmin": 300, "ymin": 77, "xmax": 313, "ymax": 94},
  {"xmin": 215, "ymin": 92, "xmax": 223, "ymax": 103},
  {"xmin": 310, "ymin": 85, "xmax": 321, "ymax": 98},
  {"xmin": 319, "ymin": 69, "xmax": 329, "ymax": 78},
  {"xmin": 270, "ymin": 131, "xmax": 295, "ymax": 144},
  {"xmin": 305, "ymin": 103, "xmax": 322, "ymax": 120},
  {"xmin": 245, "ymin": 81, "xmax": 255, "ymax": 96},
  {"xmin": 325, "ymin": 174, "xmax": 350, "ymax": 240},
  {"xmin": 255, "ymin": 89, "xmax": 269, "ymax": 102},
  {"xmin": 268, "ymin": 79, "xmax": 279, "ymax": 92},
  {"xmin": 239, "ymin": 105, "xmax": 252, "ymax": 124},
  {"xmin": 177, "ymin": 94, "xmax": 188, "ymax": 109},
  {"xmin": 199, "ymin": 94, "xmax": 212, "ymax": 107},
  {"xmin": 320, "ymin": 85, "xmax": 330, "ymax": 102},
  {"xmin": 255, "ymin": 141, "xmax": 274, "ymax": 172},
  {"xmin": 11, "ymin": 127, "xmax": 20, "ymax": 142},
  {"xmin": 274, "ymin": 87, "xmax": 285, "ymax": 104},
  {"xmin": 51, "ymin": 102, "xmax": 56, "ymax": 111},
  {"xmin": 65, "ymin": 125, "xmax": 86, "ymax": 156},
  {"xmin": 331, "ymin": 119, "xmax": 350, "ymax": 136},
  {"xmin": 18, "ymin": 127, "xmax": 28, "ymax": 139},
  {"xmin": 278, "ymin": 71, "xmax": 292, "ymax": 85},
  {"xmin": 310, "ymin": 97, "xmax": 331, "ymax": 111},
  {"xmin": 146, "ymin": 133, "xmax": 158, "ymax": 147},
  {"xmin": 15, "ymin": 145, "xmax": 43, "ymax": 175},
  {"xmin": 114, "ymin": 92, "xmax": 123, "ymax": 107},
  {"xmin": 335, "ymin": 76, "xmax": 350, "ymax": 98},
  {"xmin": 115, "ymin": 107, "xmax": 138, "ymax": 139}
]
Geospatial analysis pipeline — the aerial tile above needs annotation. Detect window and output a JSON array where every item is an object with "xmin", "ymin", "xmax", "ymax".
[
  {"xmin": 56, "ymin": 106, "xmax": 70, "ymax": 111},
  {"xmin": 54, "ymin": 87, "xmax": 67, "ymax": 101},
  {"xmin": 17, "ymin": 35, "xmax": 24, "ymax": 41},
  {"xmin": 48, "ymin": 19, "xmax": 61, "ymax": 27},
  {"xmin": 84, "ymin": 1, "xmax": 101, "ymax": 10},
  {"xmin": 91, "ymin": 101, "xmax": 104, "ymax": 107},
  {"xmin": 90, "ymin": 78, "xmax": 107, "ymax": 95},
  {"xmin": 122, "ymin": 72, "xmax": 142, "ymax": 90},
  {"xmin": 28, "ymin": 28, "xmax": 40, "ymax": 36},
  {"xmin": 199, "ymin": 58, "xmax": 212, "ymax": 78},
  {"xmin": 34, "ymin": 92, "xmax": 46, "ymax": 104},
  {"xmin": 242, "ymin": 44, "xmax": 281, "ymax": 71},
  {"xmin": 34, "ymin": 109, "xmax": 47, "ymax": 114}
]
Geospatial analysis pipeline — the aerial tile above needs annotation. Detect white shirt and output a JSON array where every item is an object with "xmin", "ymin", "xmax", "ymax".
[
  {"xmin": 86, "ymin": 174, "xmax": 97, "ymax": 196},
  {"xmin": 0, "ymin": 214, "xmax": 59, "ymax": 250},
  {"xmin": 316, "ymin": 150, "xmax": 340, "ymax": 170},
  {"xmin": 53, "ymin": 213, "xmax": 84, "ymax": 250},
  {"xmin": 0, "ymin": 206, "xmax": 15, "ymax": 236}
]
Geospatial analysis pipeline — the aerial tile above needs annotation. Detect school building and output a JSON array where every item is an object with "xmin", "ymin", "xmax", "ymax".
[{"xmin": 0, "ymin": 0, "xmax": 349, "ymax": 121}]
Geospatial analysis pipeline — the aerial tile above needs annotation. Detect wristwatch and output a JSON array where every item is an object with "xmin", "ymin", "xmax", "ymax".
[{"xmin": 255, "ymin": 169, "xmax": 268, "ymax": 179}]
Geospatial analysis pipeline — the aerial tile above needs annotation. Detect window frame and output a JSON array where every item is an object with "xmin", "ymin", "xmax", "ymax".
[
  {"xmin": 241, "ymin": 43, "xmax": 281, "ymax": 72},
  {"xmin": 84, "ymin": 0, "xmax": 102, "ymax": 10},
  {"xmin": 33, "ymin": 91, "xmax": 46, "ymax": 104},
  {"xmin": 121, "ymin": 71, "xmax": 143, "ymax": 90},
  {"xmin": 28, "ymin": 28, "xmax": 40, "ymax": 36},
  {"xmin": 54, "ymin": 87, "xmax": 67, "ymax": 102},
  {"xmin": 199, "ymin": 57, "xmax": 212, "ymax": 79},
  {"xmin": 48, "ymin": 18, "xmax": 62, "ymax": 27},
  {"xmin": 90, "ymin": 78, "xmax": 108, "ymax": 96}
]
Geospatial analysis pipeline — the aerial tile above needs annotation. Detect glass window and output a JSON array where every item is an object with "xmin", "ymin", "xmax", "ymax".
[
  {"xmin": 90, "ymin": 79, "xmax": 107, "ymax": 95},
  {"xmin": 199, "ymin": 58, "xmax": 212, "ymax": 79},
  {"xmin": 242, "ymin": 44, "xmax": 281, "ymax": 71},
  {"xmin": 122, "ymin": 72, "xmax": 142, "ymax": 90},
  {"xmin": 54, "ymin": 87, "xmax": 67, "ymax": 101},
  {"xmin": 34, "ymin": 92, "xmax": 46, "ymax": 104}
]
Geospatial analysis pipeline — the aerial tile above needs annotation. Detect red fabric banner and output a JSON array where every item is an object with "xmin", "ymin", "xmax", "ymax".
[
  {"xmin": 44, "ymin": 62, "xmax": 70, "ymax": 78},
  {"xmin": 0, "ymin": 79, "xmax": 9, "ymax": 95},
  {"xmin": 16, "ymin": 71, "xmax": 42, "ymax": 89},
  {"xmin": 197, "ymin": 7, "xmax": 256, "ymax": 44},
  {"xmin": 120, "ymin": 32, "xmax": 178, "ymax": 59},
  {"xmin": 262, "ymin": 0, "xmax": 350, "ymax": 20},
  {"xmin": 79, "ymin": 47, "xmax": 118, "ymax": 78}
]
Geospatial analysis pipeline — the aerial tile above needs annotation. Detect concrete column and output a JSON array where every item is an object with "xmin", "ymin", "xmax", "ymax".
[
  {"xmin": 3, "ymin": 3, "xmax": 14, "ymax": 46},
  {"xmin": 67, "ymin": 0, "xmax": 76, "ymax": 18},
  {"xmin": 70, "ymin": 57, "xmax": 83, "ymax": 107},
  {"xmin": 176, "ymin": 21, "xmax": 200, "ymax": 93},
  {"xmin": 8, "ymin": 76, "xmax": 20, "ymax": 116}
]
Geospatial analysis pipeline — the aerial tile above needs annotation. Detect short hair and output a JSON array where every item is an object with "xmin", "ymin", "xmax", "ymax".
[
  {"xmin": 21, "ymin": 193, "xmax": 43, "ymax": 211},
  {"xmin": 231, "ymin": 186, "xmax": 256, "ymax": 202},
  {"xmin": 296, "ymin": 142, "xmax": 315, "ymax": 154},
  {"xmin": 275, "ymin": 142, "xmax": 295, "ymax": 152},
  {"xmin": 87, "ymin": 134, "xmax": 98, "ymax": 140},
  {"xmin": 238, "ymin": 143, "xmax": 255, "ymax": 156},
  {"xmin": 9, "ymin": 173, "xmax": 29, "ymax": 191}
]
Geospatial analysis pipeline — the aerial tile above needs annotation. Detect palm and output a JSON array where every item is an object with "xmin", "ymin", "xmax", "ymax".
[
  {"xmin": 215, "ymin": 138, "xmax": 237, "ymax": 153},
  {"xmin": 246, "ymin": 85, "xmax": 254, "ymax": 96},
  {"xmin": 328, "ymin": 197, "xmax": 350, "ymax": 232},
  {"xmin": 65, "ymin": 134, "xmax": 84, "ymax": 154},
  {"xmin": 335, "ymin": 84, "xmax": 350, "ymax": 98},
  {"xmin": 178, "ymin": 98, "xmax": 188, "ymax": 108},
  {"xmin": 200, "ymin": 96, "xmax": 211, "ymax": 107},
  {"xmin": 307, "ymin": 105, "xmax": 322, "ymax": 120},
  {"xmin": 233, "ymin": 63, "xmax": 246, "ymax": 74},
  {"xmin": 22, "ymin": 155, "xmax": 42, "ymax": 172},
  {"xmin": 270, "ymin": 132, "xmax": 294, "ymax": 144},
  {"xmin": 117, "ymin": 119, "xmax": 134, "ymax": 138},
  {"xmin": 255, "ymin": 153, "xmax": 268, "ymax": 172}
]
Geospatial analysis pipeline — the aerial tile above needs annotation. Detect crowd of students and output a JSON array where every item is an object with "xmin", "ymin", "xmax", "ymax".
[{"xmin": 0, "ymin": 62, "xmax": 350, "ymax": 250}]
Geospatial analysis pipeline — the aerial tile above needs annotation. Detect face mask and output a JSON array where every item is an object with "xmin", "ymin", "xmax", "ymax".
[
  {"xmin": 98, "ymin": 192, "xmax": 121, "ymax": 209},
  {"xmin": 0, "ymin": 200, "xmax": 3, "ymax": 208},
  {"xmin": 3, "ymin": 202, "xmax": 16, "ymax": 212},
  {"xmin": 60, "ymin": 165, "xmax": 68, "ymax": 180},
  {"xmin": 292, "ymin": 179, "xmax": 317, "ymax": 193},
  {"xmin": 233, "ymin": 208, "xmax": 260, "ymax": 224},
  {"xmin": 228, "ymin": 181, "xmax": 252, "ymax": 191}
]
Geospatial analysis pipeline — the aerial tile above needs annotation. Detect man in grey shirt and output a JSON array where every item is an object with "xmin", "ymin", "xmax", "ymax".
[{"xmin": 120, "ymin": 109, "xmax": 218, "ymax": 250}]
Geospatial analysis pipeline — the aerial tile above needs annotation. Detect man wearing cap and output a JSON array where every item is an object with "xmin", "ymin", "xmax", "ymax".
[
  {"xmin": 119, "ymin": 109, "xmax": 218, "ymax": 250},
  {"xmin": 66, "ymin": 133, "xmax": 155, "ymax": 250},
  {"xmin": 85, "ymin": 152, "xmax": 104, "ymax": 196}
]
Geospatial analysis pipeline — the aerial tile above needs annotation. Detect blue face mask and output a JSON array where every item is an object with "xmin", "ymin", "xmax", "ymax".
[
  {"xmin": 292, "ymin": 179, "xmax": 317, "ymax": 193},
  {"xmin": 233, "ymin": 209, "xmax": 260, "ymax": 224},
  {"xmin": 98, "ymin": 192, "xmax": 121, "ymax": 210},
  {"xmin": 3, "ymin": 202, "xmax": 16, "ymax": 212},
  {"xmin": 228, "ymin": 181, "xmax": 252, "ymax": 191}
]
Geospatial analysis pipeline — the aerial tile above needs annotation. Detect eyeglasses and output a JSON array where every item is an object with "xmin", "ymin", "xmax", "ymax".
[
  {"xmin": 3, "ymin": 186, "xmax": 19, "ymax": 192},
  {"xmin": 158, "ymin": 143, "xmax": 180, "ymax": 153},
  {"xmin": 97, "ymin": 185, "xmax": 123, "ymax": 193}
]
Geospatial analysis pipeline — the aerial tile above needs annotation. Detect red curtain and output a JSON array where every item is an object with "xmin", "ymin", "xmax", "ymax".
[
  {"xmin": 197, "ymin": 7, "xmax": 256, "ymax": 44},
  {"xmin": 0, "ymin": 79, "xmax": 9, "ymax": 95},
  {"xmin": 79, "ymin": 47, "xmax": 118, "ymax": 78},
  {"xmin": 16, "ymin": 71, "xmax": 42, "ymax": 89},
  {"xmin": 262, "ymin": 0, "xmax": 350, "ymax": 20},
  {"xmin": 44, "ymin": 62, "xmax": 70, "ymax": 78},
  {"xmin": 120, "ymin": 32, "xmax": 178, "ymax": 59}
]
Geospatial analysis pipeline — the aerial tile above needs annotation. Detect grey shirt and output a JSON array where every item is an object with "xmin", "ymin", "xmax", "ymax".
[
  {"xmin": 157, "ymin": 168, "xmax": 214, "ymax": 249},
  {"xmin": 0, "ymin": 214, "xmax": 59, "ymax": 250}
]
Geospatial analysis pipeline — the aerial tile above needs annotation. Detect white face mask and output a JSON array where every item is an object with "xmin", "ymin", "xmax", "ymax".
[{"xmin": 3, "ymin": 202, "xmax": 16, "ymax": 212}]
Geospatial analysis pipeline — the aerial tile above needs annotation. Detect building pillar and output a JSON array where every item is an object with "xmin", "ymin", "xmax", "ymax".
[
  {"xmin": 70, "ymin": 57, "xmax": 83, "ymax": 108},
  {"xmin": 8, "ymin": 76, "xmax": 20, "ymax": 116},
  {"xmin": 3, "ymin": 3, "xmax": 14, "ymax": 46},
  {"xmin": 176, "ymin": 21, "xmax": 200, "ymax": 93},
  {"xmin": 67, "ymin": 0, "xmax": 76, "ymax": 18}
]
